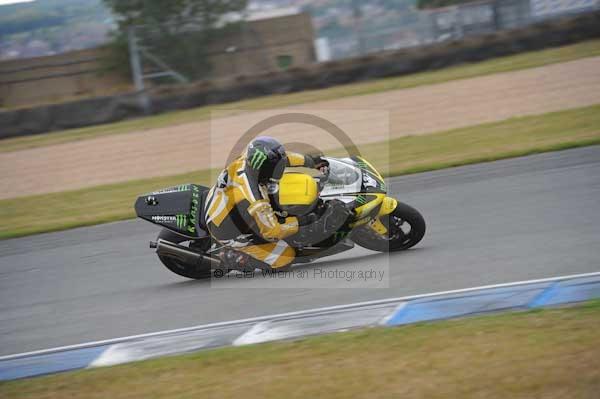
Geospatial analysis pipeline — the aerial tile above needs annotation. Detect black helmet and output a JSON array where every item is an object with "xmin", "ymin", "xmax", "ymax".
[{"xmin": 245, "ymin": 136, "xmax": 287, "ymax": 184}]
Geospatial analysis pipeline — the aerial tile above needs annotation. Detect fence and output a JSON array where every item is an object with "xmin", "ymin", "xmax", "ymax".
[
  {"xmin": 323, "ymin": 0, "xmax": 600, "ymax": 60},
  {"xmin": 2, "ymin": 2, "xmax": 599, "ymax": 110},
  {"xmin": 2, "ymin": 9, "xmax": 599, "ymax": 139},
  {"xmin": 124, "ymin": 1, "xmax": 600, "ymax": 113}
]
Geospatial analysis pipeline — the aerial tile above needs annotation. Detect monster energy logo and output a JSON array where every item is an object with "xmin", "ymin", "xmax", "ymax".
[
  {"xmin": 188, "ymin": 186, "xmax": 199, "ymax": 233},
  {"xmin": 153, "ymin": 184, "xmax": 190, "ymax": 194},
  {"xmin": 176, "ymin": 214, "xmax": 187, "ymax": 229},
  {"xmin": 355, "ymin": 195, "xmax": 368, "ymax": 205},
  {"xmin": 250, "ymin": 149, "xmax": 268, "ymax": 170}
]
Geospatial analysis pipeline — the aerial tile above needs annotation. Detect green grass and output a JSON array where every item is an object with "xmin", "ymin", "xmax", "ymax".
[
  {"xmin": 2, "ymin": 300, "xmax": 599, "ymax": 399},
  {"xmin": 2, "ymin": 38, "xmax": 600, "ymax": 153},
  {"xmin": 346, "ymin": 104, "xmax": 600, "ymax": 176},
  {"xmin": 1, "ymin": 104, "xmax": 599, "ymax": 240},
  {"xmin": 0, "ymin": 168, "xmax": 218, "ymax": 240}
]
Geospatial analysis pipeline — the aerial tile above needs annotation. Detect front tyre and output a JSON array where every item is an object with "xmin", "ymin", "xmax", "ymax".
[
  {"xmin": 352, "ymin": 201, "xmax": 425, "ymax": 252},
  {"xmin": 156, "ymin": 229, "xmax": 213, "ymax": 280}
]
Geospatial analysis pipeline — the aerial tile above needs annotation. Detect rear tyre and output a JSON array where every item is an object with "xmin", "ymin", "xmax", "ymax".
[
  {"xmin": 156, "ymin": 229, "xmax": 213, "ymax": 280},
  {"xmin": 352, "ymin": 201, "xmax": 425, "ymax": 252}
]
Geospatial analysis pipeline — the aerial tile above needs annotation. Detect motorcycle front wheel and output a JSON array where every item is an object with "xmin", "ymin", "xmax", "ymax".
[{"xmin": 352, "ymin": 201, "xmax": 426, "ymax": 252}]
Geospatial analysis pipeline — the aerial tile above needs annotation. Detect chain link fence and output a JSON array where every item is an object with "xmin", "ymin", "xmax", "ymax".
[
  {"xmin": 124, "ymin": 2, "xmax": 600, "ymax": 113},
  {"xmin": 320, "ymin": 0, "xmax": 600, "ymax": 60},
  {"xmin": 127, "ymin": 0, "xmax": 600, "ymax": 88}
]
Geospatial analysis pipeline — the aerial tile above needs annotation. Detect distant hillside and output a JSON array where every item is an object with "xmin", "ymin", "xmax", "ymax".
[{"xmin": 0, "ymin": 0, "xmax": 114, "ymax": 60}]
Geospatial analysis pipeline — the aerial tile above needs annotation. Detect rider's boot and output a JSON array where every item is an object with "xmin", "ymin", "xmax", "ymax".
[{"xmin": 219, "ymin": 248, "xmax": 255, "ymax": 273}]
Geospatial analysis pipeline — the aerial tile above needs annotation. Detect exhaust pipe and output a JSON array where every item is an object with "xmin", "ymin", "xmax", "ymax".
[{"xmin": 152, "ymin": 239, "xmax": 221, "ymax": 268}]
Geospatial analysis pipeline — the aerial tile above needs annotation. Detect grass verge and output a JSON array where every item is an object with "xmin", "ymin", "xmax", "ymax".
[
  {"xmin": 1, "ymin": 104, "xmax": 599, "ymax": 240},
  {"xmin": 2, "ymin": 300, "xmax": 599, "ymax": 399},
  {"xmin": 2, "ymin": 39, "xmax": 600, "ymax": 153}
]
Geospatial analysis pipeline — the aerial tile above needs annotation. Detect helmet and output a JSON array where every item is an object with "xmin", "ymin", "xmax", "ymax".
[{"xmin": 245, "ymin": 136, "xmax": 287, "ymax": 184}]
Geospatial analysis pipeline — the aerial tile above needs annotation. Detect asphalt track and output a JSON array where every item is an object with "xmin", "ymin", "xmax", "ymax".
[{"xmin": 1, "ymin": 146, "xmax": 600, "ymax": 356}]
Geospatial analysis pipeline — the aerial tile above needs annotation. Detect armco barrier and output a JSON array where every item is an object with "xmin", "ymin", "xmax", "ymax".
[
  {"xmin": 1, "ymin": 271, "xmax": 599, "ymax": 381},
  {"xmin": 1, "ymin": 10, "xmax": 600, "ymax": 139}
]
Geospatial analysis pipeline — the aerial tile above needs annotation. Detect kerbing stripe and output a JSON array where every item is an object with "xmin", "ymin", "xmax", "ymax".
[{"xmin": 2, "ymin": 272, "xmax": 599, "ymax": 363}]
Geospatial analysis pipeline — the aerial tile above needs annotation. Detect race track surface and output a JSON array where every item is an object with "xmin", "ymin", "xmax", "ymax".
[{"xmin": 1, "ymin": 146, "xmax": 600, "ymax": 356}]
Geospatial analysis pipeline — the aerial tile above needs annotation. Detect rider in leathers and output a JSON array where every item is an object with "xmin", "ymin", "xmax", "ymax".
[{"xmin": 204, "ymin": 136, "xmax": 349, "ymax": 270}]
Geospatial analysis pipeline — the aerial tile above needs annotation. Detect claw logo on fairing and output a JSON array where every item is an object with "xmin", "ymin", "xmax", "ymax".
[
  {"xmin": 176, "ymin": 214, "xmax": 187, "ymax": 229},
  {"xmin": 355, "ymin": 195, "xmax": 368, "ymax": 205}
]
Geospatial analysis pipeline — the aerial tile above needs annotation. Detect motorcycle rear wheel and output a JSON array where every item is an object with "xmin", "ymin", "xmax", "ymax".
[
  {"xmin": 352, "ymin": 201, "xmax": 425, "ymax": 252},
  {"xmin": 156, "ymin": 229, "xmax": 213, "ymax": 279}
]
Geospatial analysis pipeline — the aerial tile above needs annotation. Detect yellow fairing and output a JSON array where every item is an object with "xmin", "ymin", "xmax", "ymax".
[
  {"xmin": 378, "ymin": 196, "xmax": 398, "ymax": 217},
  {"xmin": 279, "ymin": 173, "xmax": 318, "ymax": 205},
  {"xmin": 357, "ymin": 156, "xmax": 384, "ymax": 180},
  {"xmin": 354, "ymin": 193, "xmax": 385, "ymax": 219},
  {"xmin": 362, "ymin": 196, "xmax": 398, "ymax": 236}
]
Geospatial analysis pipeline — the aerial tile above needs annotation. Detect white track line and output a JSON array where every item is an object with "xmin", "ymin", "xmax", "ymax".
[{"xmin": 2, "ymin": 270, "xmax": 599, "ymax": 361}]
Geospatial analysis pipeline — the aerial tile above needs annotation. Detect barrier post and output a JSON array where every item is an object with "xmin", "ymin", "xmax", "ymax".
[{"xmin": 128, "ymin": 26, "xmax": 151, "ymax": 115}]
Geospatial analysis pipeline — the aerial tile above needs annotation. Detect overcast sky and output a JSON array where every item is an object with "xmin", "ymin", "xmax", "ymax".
[{"xmin": 0, "ymin": 0, "xmax": 36, "ymax": 5}]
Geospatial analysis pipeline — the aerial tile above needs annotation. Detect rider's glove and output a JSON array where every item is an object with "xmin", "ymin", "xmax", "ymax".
[
  {"xmin": 296, "ymin": 212, "xmax": 318, "ymax": 226},
  {"xmin": 293, "ymin": 200, "xmax": 352, "ymax": 245},
  {"xmin": 311, "ymin": 155, "xmax": 330, "ymax": 175},
  {"xmin": 248, "ymin": 200, "xmax": 299, "ymax": 241}
]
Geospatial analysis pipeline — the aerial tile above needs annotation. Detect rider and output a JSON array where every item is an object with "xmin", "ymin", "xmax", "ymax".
[{"xmin": 203, "ymin": 136, "xmax": 348, "ymax": 270}]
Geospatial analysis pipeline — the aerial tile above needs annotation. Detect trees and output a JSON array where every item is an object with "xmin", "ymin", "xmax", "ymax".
[
  {"xmin": 104, "ymin": 0, "xmax": 247, "ymax": 28},
  {"xmin": 417, "ymin": 0, "xmax": 477, "ymax": 9},
  {"xmin": 103, "ymin": 0, "xmax": 248, "ymax": 81}
]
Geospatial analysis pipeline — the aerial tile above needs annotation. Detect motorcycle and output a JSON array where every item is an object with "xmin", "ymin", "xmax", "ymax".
[{"xmin": 134, "ymin": 156, "xmax": 426, "ymax": 279}]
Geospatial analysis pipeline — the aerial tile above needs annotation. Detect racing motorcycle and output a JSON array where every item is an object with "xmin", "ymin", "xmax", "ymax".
[{"xmin": 134, "ymin": 156, "xmax": 426, "ymax": 279}]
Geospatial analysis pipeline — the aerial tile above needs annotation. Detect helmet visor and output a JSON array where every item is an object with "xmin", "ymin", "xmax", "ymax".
[{"xmin": 259, "ymin": 155, "xmax": 287, "ymax": 182}]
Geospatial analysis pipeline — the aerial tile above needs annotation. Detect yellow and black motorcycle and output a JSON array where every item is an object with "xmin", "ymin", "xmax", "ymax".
[{"xmin": 135, "ymin": 156, "xmax": 425, "ymax": 279}]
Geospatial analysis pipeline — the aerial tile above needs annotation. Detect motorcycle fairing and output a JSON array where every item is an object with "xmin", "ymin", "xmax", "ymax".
[
  {"xmin": 315, "ymin": 156, "xmax": 389, "ymax": 229},
  {"xmin": 352, "ymin": 156, "xmax": 387, "ymax": 194},
  {"xmin": 352, "ymin": 193, "xmax": 385, "ymax": 220},
  {"xmin": 320, "ymin": 157, "xmax": 386, "ymax": 197},
  {"xmin": 320, "ymin": 158, "xmax": 362, "ymax": 197},
  {"xmin": 134, "ymin": 184, "xmax": 209, "ymax": 238}
]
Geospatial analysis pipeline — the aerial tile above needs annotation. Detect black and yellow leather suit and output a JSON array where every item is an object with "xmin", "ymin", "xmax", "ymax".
[{"xmin": 204, "ymin": 151, "xmax": 317, "ymax": 269}]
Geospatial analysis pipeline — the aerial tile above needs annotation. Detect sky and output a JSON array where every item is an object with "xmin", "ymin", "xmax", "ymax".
[{"xmin": 0, "ymin": 0, "xmax": 36, "ymax": 5}]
